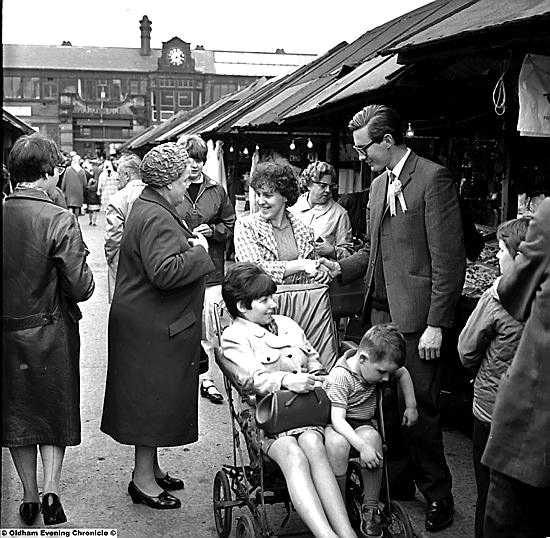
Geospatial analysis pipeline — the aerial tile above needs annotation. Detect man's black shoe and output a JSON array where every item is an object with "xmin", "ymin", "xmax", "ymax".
[{"xmin": 425, "ymin": 493, "xmax": 454, "ymax": 532}]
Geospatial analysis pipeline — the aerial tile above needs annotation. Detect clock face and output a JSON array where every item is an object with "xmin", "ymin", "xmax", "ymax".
[{"xmin": 168, "ymin": 47, "xmax": 185, "ymax": 66}]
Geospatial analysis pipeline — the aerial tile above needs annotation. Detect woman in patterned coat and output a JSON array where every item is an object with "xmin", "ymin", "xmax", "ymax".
[{"xmin": 234, "ymin": 158, "xmax": 330, "ymax": 285}]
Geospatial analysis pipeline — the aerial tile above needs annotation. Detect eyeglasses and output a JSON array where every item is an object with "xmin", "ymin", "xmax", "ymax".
[
  {"xmin": 353, "ymin": 138, "xmax": 381, "ymax": 157},
  {"xmin": 311, "ymin": 181, "xmax": 335, "ymax": 191},
  {"xmin": 54, "ymin": 165, "xmax": 66, "ymax": 175}
]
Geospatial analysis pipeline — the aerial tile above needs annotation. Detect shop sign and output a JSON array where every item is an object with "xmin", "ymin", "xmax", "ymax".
[{"xmin": 72, "ymin": 102, "xmax": 122, "ymax": 117}]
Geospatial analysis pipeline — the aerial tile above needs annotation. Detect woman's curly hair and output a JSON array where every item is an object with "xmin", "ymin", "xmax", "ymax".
[
  {"xmin": 299, "ymin": 161, "xmax": 336, "ymax": 193},
  {"xmin": 251, "ymin": 158, "xmax": 300, "ymax": 206}
]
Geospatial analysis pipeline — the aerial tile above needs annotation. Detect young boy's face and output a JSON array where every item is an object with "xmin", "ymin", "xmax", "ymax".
[
  {"xmin": 239, "ymin": 294, "xmax": 277, "ymax": 326},
  {"xmin": 497, "ymin": 239, "xmax": 515, "ymax": 275},
  {"xmin": 358, "ymin": 352, "xmax": 399, "ymax": 384}
]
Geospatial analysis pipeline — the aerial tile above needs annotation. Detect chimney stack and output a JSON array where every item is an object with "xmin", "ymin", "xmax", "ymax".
[{"xmin": 139, "ymin": 15, "xmax": 152, "ymax": 56}]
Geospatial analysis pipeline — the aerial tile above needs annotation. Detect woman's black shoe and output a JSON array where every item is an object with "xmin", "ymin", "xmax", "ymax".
[
  {"xmin": 19, "ymin": 502, "xmax": 40, "ymax": 525},
  {"xmin": 200, "ymin": 381, "xmax": 224, "ymax": 404},
  {"xmin": 42, "ymin": 493, "xmax": 67, "ymax": 525},
  {"xmin": 155, "ymin": 473, "xmax": 184, "ymax": 491},
  {"xmin": 128, "ymin": 481, "xmax": 181, "ymax": 510}
]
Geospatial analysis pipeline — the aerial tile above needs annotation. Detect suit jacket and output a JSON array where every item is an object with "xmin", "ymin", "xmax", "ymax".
[
  {"xmin": 482, "ymin": 198, "xmax": 550, "ymax": 487},
  {"xmin": 234, "ymin": 210, "xmax": 316, "ymax": 284},
  {"xmin": 339, "ymin": 151, "xmax": 465, "ymax": 333}
]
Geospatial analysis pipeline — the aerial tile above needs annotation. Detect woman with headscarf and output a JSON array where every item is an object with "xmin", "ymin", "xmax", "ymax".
[
  {"xmin": 101, "ymin": 143, "xmax": 215, "ymax": 510},
  {"xmin": 97, "ymin": 160, "xmax": 119, "ymax": 212},
  {"xmin": 61, "ymin": 154, "xmax": 87, "ymax": 215},
  {"xmin": 3, "ymin": 133, "xmax": 95, "ymax": 526}
]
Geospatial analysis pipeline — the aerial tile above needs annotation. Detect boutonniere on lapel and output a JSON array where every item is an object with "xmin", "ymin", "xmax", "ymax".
[{"xmin": 389, "ymin": 178, "xmax": 407, "ymax": 216}]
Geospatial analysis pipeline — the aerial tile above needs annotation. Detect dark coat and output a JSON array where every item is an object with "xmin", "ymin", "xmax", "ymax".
[
  {"xmin": 176, "ymin": 174, "xmax": 235, "ymax": 285},
  {"xmin": 62, "ymin": 166, "xmax": 87, "ymax": 208},
  {"xmin": 339, "ymin": 151, "xmax": 466, "ymax": 332},
  {"xmin": 101, "ymin": 187, "xmax": 215, "ymax": 447},
  {"xmin": 482, "ymin": 198, "xmax": 550, "ymax": 487},
  {"xmin": 2, "ymin": 188, "xmax": 95, "ymax": 447}
]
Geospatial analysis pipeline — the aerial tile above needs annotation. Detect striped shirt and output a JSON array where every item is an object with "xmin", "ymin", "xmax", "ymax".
[{"xmin": 324, "ymin": 356, "xmax": 377, "ymax": 421}]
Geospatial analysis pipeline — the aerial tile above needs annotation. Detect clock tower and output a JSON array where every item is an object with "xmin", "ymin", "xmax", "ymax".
[{"xmin": 158, "ymin": 37, "xmax": 195, "ymax": 72}]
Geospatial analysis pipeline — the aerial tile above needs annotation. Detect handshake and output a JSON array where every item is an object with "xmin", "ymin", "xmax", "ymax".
[{"xmin": 302, "ymin": 258, "xmax": 342, "ymax": 284}]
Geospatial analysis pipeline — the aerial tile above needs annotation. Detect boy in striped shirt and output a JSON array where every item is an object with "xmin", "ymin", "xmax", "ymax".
[{"xmin": 324, "ymin": 324, "xmax": 417, "ymax": 537}]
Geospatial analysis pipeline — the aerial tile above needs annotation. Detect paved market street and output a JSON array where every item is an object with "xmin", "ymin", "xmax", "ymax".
[{"xmin": 2, "ymin": 212, "xmax": 477, "ymax": 537}]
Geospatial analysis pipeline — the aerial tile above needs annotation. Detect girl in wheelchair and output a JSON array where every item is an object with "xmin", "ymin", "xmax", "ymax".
[
  {"xmin": 324, "ymin": 324, "xmax": 417, "ymax": 537},
  {"xmin": 220, "ymin": 262, "xmax": 357, "ymax": 538}
]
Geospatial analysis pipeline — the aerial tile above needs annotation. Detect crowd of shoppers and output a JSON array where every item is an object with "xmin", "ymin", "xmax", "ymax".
[{"xmin": 2, "ymin": 108, "xmax": 548, "ymax": 538}]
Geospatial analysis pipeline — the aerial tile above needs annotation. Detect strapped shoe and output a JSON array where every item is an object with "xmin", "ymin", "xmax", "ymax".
[
  {"xmin": 200, "ymin": 380, "xmax": 224, "ymax": 404},
  {"xmin": 360, "ymin": 506, "xmax": 382, "ymax": 537},
  {"xmin": 155, "ymin": 473, "xmax": 184, "ymax": 491},
  {"xmin": 128, "ymin": 481, "xmax": 181, "ymax": 510},
  {"xmin": 425, "ymin": 493, "xmax": 454, "ymax": 532}
]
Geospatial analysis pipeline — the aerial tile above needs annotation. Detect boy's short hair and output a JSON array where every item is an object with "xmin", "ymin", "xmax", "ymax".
[
  {"xmin": 497, "ymin": 217, "xmax": 531, "ymax": 258},
  {"xmin": 358, "ymin": 323, "xmax": 406, "ymax": 367},
  {"xmin": 8, "ymin": 133, "xmax": 62, "ymax": 183},
  {"xmin": 222, "ymin": 262, "xmax": 277, "ymax": 319}
]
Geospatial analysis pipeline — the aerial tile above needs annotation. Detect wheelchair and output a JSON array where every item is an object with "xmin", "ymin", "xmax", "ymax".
[{"xmin": 211, "ymin": 283, "xmax": 413, "ymax": 538}]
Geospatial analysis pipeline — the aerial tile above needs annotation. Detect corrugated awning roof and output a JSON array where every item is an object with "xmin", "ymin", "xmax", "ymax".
[
  {"xmin": 3, "ymin": 108, "xmax": 36, "ymax": 135},
  {"xmin": 386, "ymin": 0, "xmax": 550, "ymax": 54}
]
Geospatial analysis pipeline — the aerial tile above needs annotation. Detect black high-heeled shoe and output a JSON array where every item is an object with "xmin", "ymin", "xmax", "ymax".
[
  {"xmin": 200, "ymin": 380, "xmax": 224, "ymax": 404},
  {"xmin": 128, "ymin": 481, "xmax": 181, "ymax": 510},
  {"xmin": 19, "ymin": 502, "xmax": 40, "ymax": 525},
  {"xmin": 155, "ymin": 473, "xmax": 184, "ymax": 491},
  {"xmin": 42, "ymin": 493, "xmax": 67, "ymax": 525}
]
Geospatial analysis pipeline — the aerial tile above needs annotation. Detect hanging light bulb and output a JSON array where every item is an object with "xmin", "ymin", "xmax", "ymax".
[
  {"xmin": 255, "ymin": 144, "xmax": 260, "ymax": 151},
  {"xmin": 229, "ymin": 145, "xmax": 234, "ymax": 153},
  {"xmin": 405, "ymin": 122, "xmax": 415, "ymax": 138},
  {"xmin": 243, "ymin": 147, "xmax": 249, "ymax": 156},
  {"xmin": 307, "ymin": 138, "xmax": 313, "ymax": 149},
  {"xmin": 289, "ymin": 139, "xmax": 296, "ymax": 151}
]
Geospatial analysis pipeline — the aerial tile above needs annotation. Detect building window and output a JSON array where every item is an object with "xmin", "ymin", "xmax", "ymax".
[
  {"xmin": 97, "ymin": 80, "xmax": 109, "ymax": 100},
  {"xmin": 178, "ymin": 91, "xmax": 193, "ymax": 108},
  {"xmin": 43, "ymin": 78, "xmax": 58, "ymax": 99},
  {"xmin": 130, "ymin": 80, "xmax": 140, "ymax": 94},
  {"xmin": 23, "ymin": 78, "xmax": 41, "ymax": 99},
  {"xmin": 59, "ymin": 78, "xmax": 77, "ymax": 94},
  {"xmin": 112, "ymin": 79, "xmax": 122, "ymax": 102},
  {"xmin": 159, "ymin": 79, "xmax": 176, "ymax": 88},
  {"xmin": 3, "ymin": 76, "xmax": 22, "ymax": 98},
  {"xmin": 177, "ymin": 80, "xmax": 193, "ymax": 88}
]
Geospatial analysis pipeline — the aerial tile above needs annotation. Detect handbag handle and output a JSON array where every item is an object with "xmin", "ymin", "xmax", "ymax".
[{"xmin": 284, "ymin": 389, "xmax": 320, "ymax": 408}]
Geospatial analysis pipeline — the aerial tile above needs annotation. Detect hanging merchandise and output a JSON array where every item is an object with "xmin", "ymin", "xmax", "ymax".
[
  {"xmin": 517, "ymin": 54, "xmax": 550, "ymax": 137},
  {"xmin": 248, "ymin": 146, "xmax": 260, "ymax": 214}
]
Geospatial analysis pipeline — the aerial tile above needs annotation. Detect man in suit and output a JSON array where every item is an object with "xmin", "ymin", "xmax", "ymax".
[{"xmin": 321, "ymin": 104, "xmax": 465, "ymax": 532}]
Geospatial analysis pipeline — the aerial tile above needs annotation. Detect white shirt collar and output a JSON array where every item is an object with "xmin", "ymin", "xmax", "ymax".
[{"xmin": 388, "ymin": 148, "xmax": 411, "ymax": 181}]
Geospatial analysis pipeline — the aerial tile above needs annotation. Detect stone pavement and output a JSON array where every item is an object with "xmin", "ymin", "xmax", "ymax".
[{"xmin": 1, "ymin": 212, "xmax": 477, "ymax": 537}]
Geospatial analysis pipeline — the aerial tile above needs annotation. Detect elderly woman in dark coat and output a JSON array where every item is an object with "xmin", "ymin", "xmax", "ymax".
[
  {"xmin": 2, "ymin": 133, "xmax": 95, "ymax": 526},
  {"xmin": 101, "ymin": 143, "xmax": 215, "ymax": 510}
]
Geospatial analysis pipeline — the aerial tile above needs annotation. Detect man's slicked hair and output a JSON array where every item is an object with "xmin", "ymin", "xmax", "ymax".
[{"xmin": 348, "ymin": 104, "xmax": 404, "ymax": 145}]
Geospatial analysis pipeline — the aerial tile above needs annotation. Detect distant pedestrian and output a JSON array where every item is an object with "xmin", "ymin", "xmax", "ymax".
[
  {"xmin": 104, "ymin": 153, "xmax": 145, "ymax": 302},
  {"xmin": 97, "ymin": 160, "xmax": 118, "ymax": 211},
  {"xmin": 458, "ymin": 217, "xmax": 529, "ymax": 537},
  {"xmin": 62, "ymin": 155, "xmax": 87, "ymax": 215},
  {"xmin": 3, "ymin": 133, "xmax": 95, "ymax": 527}
]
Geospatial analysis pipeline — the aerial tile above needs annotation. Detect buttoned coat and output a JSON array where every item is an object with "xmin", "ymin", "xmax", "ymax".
[
  {"xmin": 290, "ymin": 194, "xmax": 353, "ymax": 260},
  {"xmin": 220, "ymin": 315, "xmax": 323, "ymax": 397},
  {"xmin": 100, "ymin": 187, "xmax": 215, "ymax": 447},
  {"xmin": 234, "ymin": 210, "xmax": 316, "ymax": 284},
  {"xmin": 338, "ymin": 151, "xmax": 465, "ymax": 333},
  {"xmin": 482, "ymin": 198, "xmax": 550, "ymax": 487},
  {"xmin": 2, "ymin": 188, "xmax": 94, "ymax": 447},
  {"xmin": 176, "ymin": 174, "xmax": 235, "ymax": 285}
]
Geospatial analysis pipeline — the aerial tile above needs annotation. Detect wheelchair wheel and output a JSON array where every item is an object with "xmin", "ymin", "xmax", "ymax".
[
  {"xmin": 345, "ymin": 460, "xmax": 364, "ymax": 527},
  {"xmin": 383, "ymin": 500, "xmax": 414, "ymax": 538},
  {"xmin": 236, "ymin": 513, "xmax": 258, "ymax": 537},
  {"xmin": 213, "ymin": 470, "xmax": 232, "ymax": 538}
]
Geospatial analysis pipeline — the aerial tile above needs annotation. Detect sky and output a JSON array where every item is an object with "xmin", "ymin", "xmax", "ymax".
[{"xmin": 2, "ymin": 0, "xmax": 434, "ymax": 55}]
